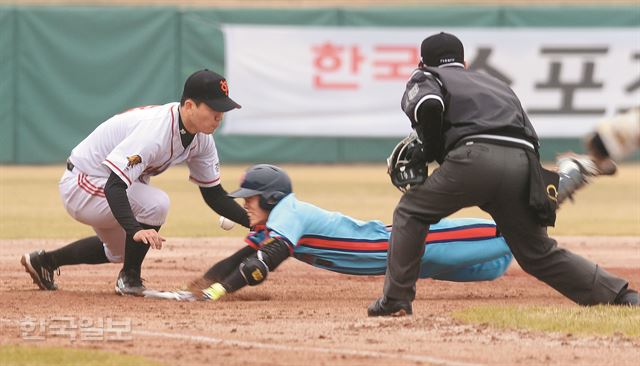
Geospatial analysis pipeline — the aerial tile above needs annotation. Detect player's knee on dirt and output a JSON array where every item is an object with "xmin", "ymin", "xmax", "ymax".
[{"xmin": 239, "ymin": 257, "xmax": 269, "ymax": 286}]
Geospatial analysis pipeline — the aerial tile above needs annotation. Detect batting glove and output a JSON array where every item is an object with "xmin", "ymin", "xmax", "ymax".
[{"xmin": 202, "ymin": 282, "xmax": 227, "ymax": 301}]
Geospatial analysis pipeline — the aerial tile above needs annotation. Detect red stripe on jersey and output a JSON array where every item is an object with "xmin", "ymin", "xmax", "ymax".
[
  {"xmin": 297, "ymin": 226, "xmax": 498, "ymax": 252},
  {"xmin": 297, "ymin": 238, "xmax": 389, "ymax": 251},
  {"xmin": 244, "ymin": 238, "xmax": 260, "ymax": 250},
  {"xmin": 104, "ymin": 159, "xmax": 132, "ymax": 185},
  {"xmin": 107, "ymin": 105, "xmax": 177, "ymax": 182},
  {"xmin": 189, "ymin": 176, "xmax": 221, "ymax": 185},
  {"xmin": 426, "ymin": 227, "xmax": 497, "ymax": 242}
]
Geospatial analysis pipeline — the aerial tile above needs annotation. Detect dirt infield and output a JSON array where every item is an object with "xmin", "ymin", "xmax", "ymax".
[{"xmin": 1, "ymin": 237, "xmax": 638, "ymax": 365}]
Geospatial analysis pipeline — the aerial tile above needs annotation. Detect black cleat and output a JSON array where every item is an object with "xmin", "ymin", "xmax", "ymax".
[
  {"xmin": 21, "ymin": 250, "xmax": 58, "ymax": 291},
  {"xmin": 115, "ymin": 269, "xmax": 146, "ymax": 296},
  {"xmin": 614, "ymin": 288, "xmax": 639, "ymax": 306},
  {"xmin": 367, "ymin": 296, "xmax": 413, "ymax": 317}
]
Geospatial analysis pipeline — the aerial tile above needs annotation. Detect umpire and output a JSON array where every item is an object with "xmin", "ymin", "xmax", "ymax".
[{"xmin": 368, "ymin": 32, "xmax": 638, "ymax": 316}]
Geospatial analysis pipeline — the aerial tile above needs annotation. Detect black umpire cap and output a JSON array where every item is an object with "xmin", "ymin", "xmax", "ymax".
[
  {"xmin": 420, "ymin": 32, "xmax": 465, "ymax": 67},
  {"xmin": 182, "ymin": 69, "xmax": 241, "ymax": 112}
]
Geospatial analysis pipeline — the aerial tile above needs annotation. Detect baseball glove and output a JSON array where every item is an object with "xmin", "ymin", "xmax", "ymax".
[{"xmin": 387, "ymin": 132, "xmax": 428, "ymax": 193}]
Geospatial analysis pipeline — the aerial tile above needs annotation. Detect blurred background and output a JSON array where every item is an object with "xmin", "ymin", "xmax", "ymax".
[{"xmin": 0, "ymin": 1, "xmax": 638, "ymax": 164}]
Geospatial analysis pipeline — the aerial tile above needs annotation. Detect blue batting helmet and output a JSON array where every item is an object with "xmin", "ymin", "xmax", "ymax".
[{"xmin": 228, "ymin": 164, "xmax": 293, "ymax": 210}]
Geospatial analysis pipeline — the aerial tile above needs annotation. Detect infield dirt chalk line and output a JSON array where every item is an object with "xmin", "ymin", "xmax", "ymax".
[{"xmin": 133, "ymin": 329, "xmax": 484, "ymax": 366}]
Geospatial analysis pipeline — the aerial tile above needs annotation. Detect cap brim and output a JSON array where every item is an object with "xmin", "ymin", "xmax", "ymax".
[
  {"xmin": 228, "ymin": 187, "xmax": 262, "ymax": 198},
  {"xmin": 204, "ymin": 97, "xmax": 242, "ymax": 113}
]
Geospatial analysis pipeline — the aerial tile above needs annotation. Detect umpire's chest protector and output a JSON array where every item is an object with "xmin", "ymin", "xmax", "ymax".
[{"xmin": 420, "ymin": 66, "xmax": 539, "ymax": 151}]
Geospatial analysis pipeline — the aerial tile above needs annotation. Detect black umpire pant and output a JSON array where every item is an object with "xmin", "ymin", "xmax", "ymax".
[{"xmin": 384, "ymin": 142, "xmax": 628, "ymax": 305}]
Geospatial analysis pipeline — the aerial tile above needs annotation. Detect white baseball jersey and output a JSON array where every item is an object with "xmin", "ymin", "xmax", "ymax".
[
  {"xmin": 60, "ymin": 102, "xmax": 221, "ymax": 263},
  {"xmin": 69, "ymin": 102, "xmax": 221, "ymax": 187},
  {"xmin": 595, "ymin": 107, "xmax": 640, "ymax": 161}
]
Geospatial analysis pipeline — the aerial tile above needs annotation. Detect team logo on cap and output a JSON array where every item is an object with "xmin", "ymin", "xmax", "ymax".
[
  {"xmin": 127, "ymin": 155, "xmax": 142, "ymax": 168},
  {"xmin": 220, "ymin": 80, "xmax": 229, "ymax": 96}
]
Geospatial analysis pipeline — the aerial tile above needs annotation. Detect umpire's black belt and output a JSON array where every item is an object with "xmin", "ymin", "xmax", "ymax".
[{"xmin": 455, "ymin": 134, "xmax": 536, "ymax": 153}]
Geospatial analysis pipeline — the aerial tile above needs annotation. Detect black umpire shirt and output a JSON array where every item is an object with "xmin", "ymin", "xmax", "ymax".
[{"xmin": 401, "ymin": 65, "xmax": 539, "ymax": 154}]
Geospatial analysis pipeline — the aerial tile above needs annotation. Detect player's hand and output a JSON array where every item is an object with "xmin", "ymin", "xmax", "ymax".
[{"xmin": 133, "ymin": 229, "xmax": 166, "ymax": 249}]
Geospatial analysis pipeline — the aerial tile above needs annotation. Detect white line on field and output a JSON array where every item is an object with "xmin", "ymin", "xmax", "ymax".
[
  {"xmin": 0, "ymin": 318, "xmax": 482, "ymax": 366},
  {"xmin": 132, "ymin": 329, "xmax": 484, "ymax": 366}
]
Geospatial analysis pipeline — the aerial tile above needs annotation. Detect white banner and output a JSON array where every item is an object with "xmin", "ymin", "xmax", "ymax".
[{"xmin": 222, "ymin": 26, "xmax": 639, "ymax": 138}]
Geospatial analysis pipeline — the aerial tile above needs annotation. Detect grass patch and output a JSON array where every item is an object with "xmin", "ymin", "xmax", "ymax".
[
  {"xmin": 453, "ymin": 304, "xmax": 640, "ymax": 338},
  {"xmin": 0, "ymin": 344, "xmax": 163, "ymax": 366},
  {"xmin": 1, "ymin": 163, "xmax": 639, "ymax": 239}
]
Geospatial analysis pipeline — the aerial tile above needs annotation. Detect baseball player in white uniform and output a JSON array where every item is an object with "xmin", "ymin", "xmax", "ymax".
[
  {"xmin": 21, "ymin": 69, "xmax": 250, "ymax": 296},
  {"xmin": 556, "ymin": 107, "xmax": 639, "ymax": 203},
  {"xmin": 585, "ymin": 107, "xmax": 639, "ymax": 168}
]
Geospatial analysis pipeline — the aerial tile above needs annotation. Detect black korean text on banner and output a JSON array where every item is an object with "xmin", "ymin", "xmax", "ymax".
[
  {"xmin": 528, "ymin": 47, "xmax": 608, "ymax": 116},
  {"xmin": 468, "ymin": 47, "xmax": 513, "ymax": 86},
  {"xmin": 621, "ymin": 52, "xmax": 640, "ymax": 113}
]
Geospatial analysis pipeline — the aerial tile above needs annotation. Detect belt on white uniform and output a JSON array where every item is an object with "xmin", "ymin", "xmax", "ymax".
[{"xmin": 66, "ymin": 159, "xmax": 76, "ymax": 172}]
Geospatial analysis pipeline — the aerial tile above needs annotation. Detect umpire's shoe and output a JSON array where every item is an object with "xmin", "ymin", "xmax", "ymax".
[
  {"xmin": 21, "ymin": 250, "xmax": 58, "ymax": 291},
  {"xmin": 115, "ymin": 269, "xmax": 146, "ymax": 296},
  {"xmin": 614, "ymin": 288, "xmax": 639, "ymax": 307},
  {"xmin": 367, "ymin": 296, "xmax": 413, "ymax": 317}
]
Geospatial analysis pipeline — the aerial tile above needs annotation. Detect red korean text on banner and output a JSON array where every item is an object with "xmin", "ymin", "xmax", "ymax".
[
  {"xmin": 312, "ymin": 42, "xmax": 365, "ymax": 90},
  {"xmin": 372, "ymin": 46, "xmax": 419, "ymax": 80}
]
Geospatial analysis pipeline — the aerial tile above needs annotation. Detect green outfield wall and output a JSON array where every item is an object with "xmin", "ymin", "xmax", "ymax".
[{"xmin": 0, "ymin": 6, "xmax": 638, "ymax": 163}]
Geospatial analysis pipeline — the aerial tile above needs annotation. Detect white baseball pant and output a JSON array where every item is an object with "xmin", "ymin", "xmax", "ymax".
[{"xmin": 58, "ymin": 169, "xmax": 169, "ymax": 263}]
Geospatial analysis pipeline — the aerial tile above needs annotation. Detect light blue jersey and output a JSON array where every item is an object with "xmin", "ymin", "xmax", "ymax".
[{"xmin": 246, "ymin": 194, "xmax": 512, "ymax": 282}]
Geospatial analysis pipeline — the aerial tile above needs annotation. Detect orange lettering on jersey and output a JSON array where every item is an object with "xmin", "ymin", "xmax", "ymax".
[
  {"xmin": 220, "ymin": 80, "xmax": 229, "ymax": 96},
  {"xmin": 127, "ymin": 155, "xmax": 142, "ymax": 168}
]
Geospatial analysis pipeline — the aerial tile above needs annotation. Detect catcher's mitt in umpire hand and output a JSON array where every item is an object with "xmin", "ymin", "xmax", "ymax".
[{"xmin": 387, "ymin": 132, "xmax": 428, "ymax": 193}]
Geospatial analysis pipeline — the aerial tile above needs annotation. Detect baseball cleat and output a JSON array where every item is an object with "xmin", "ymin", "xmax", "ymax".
[
  {"xmin": 556, "ymin": 152, "xmax": 617, "ymax": 177},
  {"xmin": 367, "ymin": 296, "xmax": 413, "ymax": 317},
  {"xmin": 115, "ymin": 269, "xmax": 146, "ymax": 296},
  {"xmin": 21, "ymin": 250, "xmax": 58, "ymax": 291},
  {"xmin": 556, "ymin": 152, "xmax": 617, "ymax": 204}
]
